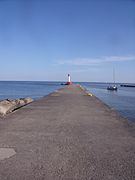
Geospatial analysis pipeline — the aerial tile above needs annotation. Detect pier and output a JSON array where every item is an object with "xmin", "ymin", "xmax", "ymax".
[{"xmin": 0, "ymin": 84, "xmax": 135, "ymax": 180}]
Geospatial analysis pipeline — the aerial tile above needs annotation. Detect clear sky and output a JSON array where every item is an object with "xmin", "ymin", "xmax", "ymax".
[{"xmin": 0, "ymin": 0, "xmax": 135, "ymax": 82}]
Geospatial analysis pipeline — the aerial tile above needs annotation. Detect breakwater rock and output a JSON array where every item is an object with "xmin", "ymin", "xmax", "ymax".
[{"xmin": 0, "ymin": 97, "xmax": 33, "ymax": 116}]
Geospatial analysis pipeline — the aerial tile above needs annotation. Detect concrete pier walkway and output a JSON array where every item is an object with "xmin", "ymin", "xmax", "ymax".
[{"xmin": 0, "ymin": 85, "xmax": 135, "ymax": 180}]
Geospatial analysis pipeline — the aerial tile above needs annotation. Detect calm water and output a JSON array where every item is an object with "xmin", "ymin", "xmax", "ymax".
[
  {"xmin": 80, "ymin": 82, "xmax": 135, "ymax": 123},
  {"xmin": 0, "ymin": 81, "xmax": 135, "ymax": 123},
  {"xmin": 0, "ymin": 81, "xmax": 61, "ymax": 100}
]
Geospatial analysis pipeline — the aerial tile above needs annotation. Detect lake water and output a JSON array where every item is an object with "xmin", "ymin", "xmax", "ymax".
[
  {"xmin": 0, "ymin": 81, "xmax": 61, "ymax": 100},
  {"xmin": 81, "ymin": 82, "xmax": 135, "ymax": 123},
  {"xmin": 0, "ymin": 81, "xmax": 135, "ymax": 123}
]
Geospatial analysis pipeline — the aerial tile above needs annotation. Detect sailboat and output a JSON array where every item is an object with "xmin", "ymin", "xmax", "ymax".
[{"xmin": 107, "ymin": 68, "xmax": 118, "ymax": 91}]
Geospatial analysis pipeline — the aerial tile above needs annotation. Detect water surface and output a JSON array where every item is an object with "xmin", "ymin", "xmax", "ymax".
[
  {"xmin": 81, "ymin": 82, "xmax": 135, "ymax": 123},
  {"xmin": 0, "ymin": 81, "xmax": 135, "ymax": 123},
  {"xmin": 0, "ymin": 81, "xmax": 61, "ymax": 100}
]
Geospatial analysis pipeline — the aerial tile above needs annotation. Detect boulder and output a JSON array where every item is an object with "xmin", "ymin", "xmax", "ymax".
[
  {"xmin": 0, "ymin": 97, "xmax": 33, "ymax": 116},
  {"xmin": 23, "ymin": 97, "xmax": 33, "ymax": 104},
  {"xmin": 0, "ymin": 100, "xmax": 16, "ymax": 116}
]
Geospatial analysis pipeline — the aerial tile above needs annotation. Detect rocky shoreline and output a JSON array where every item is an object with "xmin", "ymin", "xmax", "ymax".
[{"xmin": 0, "ymin": 97, "xmax": 33, "ymax": 116}]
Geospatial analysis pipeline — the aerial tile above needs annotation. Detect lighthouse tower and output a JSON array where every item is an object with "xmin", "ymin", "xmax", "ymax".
[{"xmin": 66, "ymin": 74, "xmax": 72, "ymax": 85}]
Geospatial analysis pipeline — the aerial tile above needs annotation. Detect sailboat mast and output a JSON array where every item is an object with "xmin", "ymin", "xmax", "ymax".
[{"xmin": 113, "ymin": 68, "xmax": 115, "ymax": 84}]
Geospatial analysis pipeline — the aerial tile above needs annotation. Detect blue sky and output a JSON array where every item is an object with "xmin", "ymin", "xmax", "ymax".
[{"xmin": 0, "ymin": 0, "xmax": 135, "ymax": 82}]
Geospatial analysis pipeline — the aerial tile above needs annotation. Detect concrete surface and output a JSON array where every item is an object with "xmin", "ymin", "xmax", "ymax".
[
  {"xmin": 0, "ymin": 84, "xmax": 135, "ymax": 180},
  {"xmin": 0, "ymin": 148, "xmax": 16, "ymax": 161}
]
